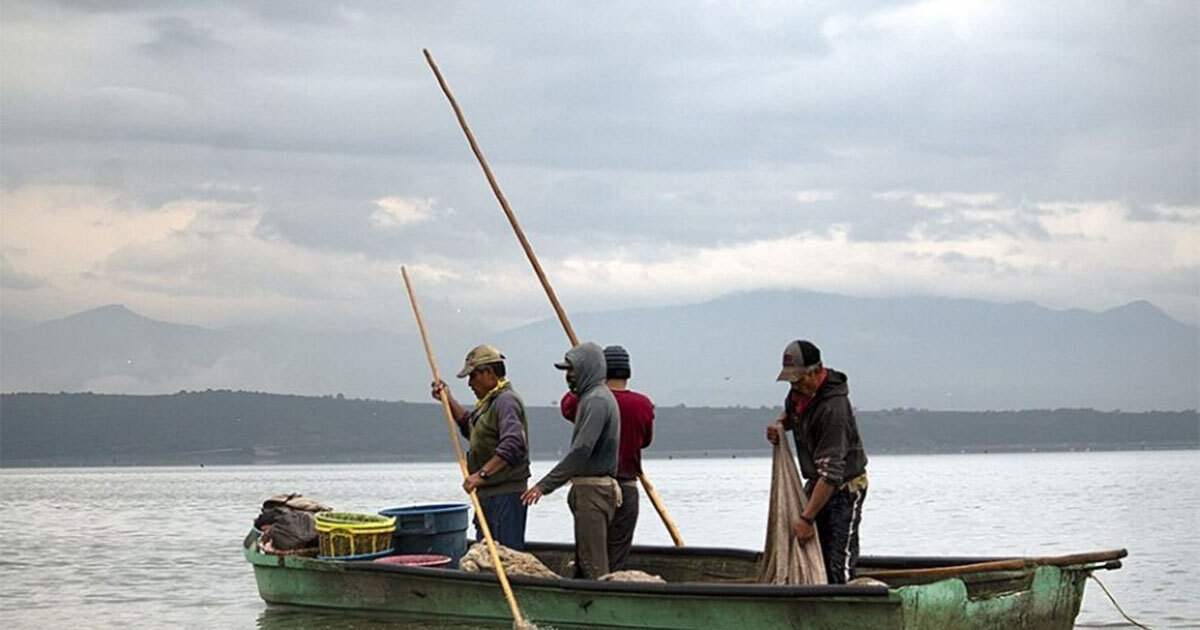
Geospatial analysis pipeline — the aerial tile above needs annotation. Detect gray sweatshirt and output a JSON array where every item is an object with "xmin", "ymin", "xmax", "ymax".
[{"xmin": 536, "ymin": 342, "xmax": 619, "ymax": 494}]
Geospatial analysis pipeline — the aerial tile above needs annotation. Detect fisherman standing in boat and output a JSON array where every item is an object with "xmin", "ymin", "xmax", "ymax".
[
  {"xmin": 559, "ymin": 345, "xmax": 654, "ymax": 572},
  {"xmin": 521, "ymin": 342, "xmax": 621, "ymax": 579},
  {"xmin": 766, "ymin": 340, "xmax": 869, "ymax": 584},
  {"xmin": 432, "ymin": 344, "xmax": 531, "ymax": 550}
]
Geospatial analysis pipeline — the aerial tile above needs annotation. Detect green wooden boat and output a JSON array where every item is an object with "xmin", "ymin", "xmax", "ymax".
[{"xmin": 244, "ymin": 530, "xmax": 1123, "ymax": 629}]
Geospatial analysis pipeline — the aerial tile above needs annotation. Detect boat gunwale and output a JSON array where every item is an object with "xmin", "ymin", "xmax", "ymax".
[
  {"xmin": 528, "ymin": 541, "xmax": 1124, "ymax": 570},
  {"xmin": 246, "ymin": 532, "xmax": 1115, "ymax": 601},
  {"xmin": 245, "ymin": 533, "xmax": 891, "ymax": 598},
  {"xmin": 343, "ymin": 559, "xmax": 894, "ymax": 599}
]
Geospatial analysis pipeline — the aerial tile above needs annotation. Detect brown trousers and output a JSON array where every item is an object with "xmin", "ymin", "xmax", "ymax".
[{"xmin": 567, "ymin": 481, "xmax": 619, "ymax": 579}]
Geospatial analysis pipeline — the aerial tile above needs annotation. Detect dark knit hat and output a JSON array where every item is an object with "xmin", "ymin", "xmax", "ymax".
[
  {"xmin": 603, "ymin": 345, "xmax": 631, "ymax": 377},
  {"xmin": 776, "ymin": 340, "xmax": 821, "ymax": 382}
]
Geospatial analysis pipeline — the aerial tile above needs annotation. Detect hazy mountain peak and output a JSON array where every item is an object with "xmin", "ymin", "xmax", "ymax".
[
  {"xmin": 2, "ymin": 293, "xmax": 1196, "ymax": 411},
  {"xmin": 1103, "ymin": 299, "xmax": 1167, "ymax": 317},
  {"xmin": 52, "ymin": 304, "xmax": 215, "ymax": 334},
  {"xmin": 61, "ymin": 304, "xmax": 143, "ymax": 324}
]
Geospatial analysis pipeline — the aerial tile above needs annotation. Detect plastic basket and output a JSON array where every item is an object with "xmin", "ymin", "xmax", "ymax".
[{"xmin": 314, "ymin": 511, "xmax": 396, "ymax": 558}]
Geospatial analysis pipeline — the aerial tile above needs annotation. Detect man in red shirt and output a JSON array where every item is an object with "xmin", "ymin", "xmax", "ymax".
[{"xmin": 560, "ymin": 345, "xmax": 654, "ymax": 572}]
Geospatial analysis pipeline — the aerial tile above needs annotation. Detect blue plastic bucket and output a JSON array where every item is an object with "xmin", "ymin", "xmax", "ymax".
[{"xmin": 378, "ymin": 503, "xmax": 469, "ymax": 566}]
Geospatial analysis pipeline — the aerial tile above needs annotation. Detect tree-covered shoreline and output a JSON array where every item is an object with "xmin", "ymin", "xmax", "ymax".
[{"xmin": 2, "ymin": 391, "xmax": 1196, "ymax": 467}]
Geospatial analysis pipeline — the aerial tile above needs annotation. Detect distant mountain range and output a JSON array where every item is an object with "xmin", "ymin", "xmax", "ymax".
[{"xmin": 1, "ymin": 291, "xmax": 1197, "ymax": 411}]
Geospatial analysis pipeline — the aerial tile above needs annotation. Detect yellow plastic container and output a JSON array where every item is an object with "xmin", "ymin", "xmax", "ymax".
[{"xmin": 315, "ymin": 511, "xmax": 396, "ymax": 558}]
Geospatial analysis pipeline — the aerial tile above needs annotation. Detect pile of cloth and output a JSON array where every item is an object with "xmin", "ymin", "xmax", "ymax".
[
  {"xmin": 459, "ymin": 542, "xmax": 561, "ymax": 579},
  {"xmin": 460, "ymin": 543, "xmax": 666, "ymax": 583},
  {"xmin": 254, "ymin": 493, "xmax": 332, "ymax": 556},
  {"xmin": 597, "ymin": 570, "xmax": 666, "ymax": 583}
]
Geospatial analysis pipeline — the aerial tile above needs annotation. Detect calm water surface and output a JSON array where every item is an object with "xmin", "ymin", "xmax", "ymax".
[{"xmin": 0, "ymin": 451, "xmax": 1196, "ymax": 629}]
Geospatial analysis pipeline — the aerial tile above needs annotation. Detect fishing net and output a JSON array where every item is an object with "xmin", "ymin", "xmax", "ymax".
[
  {"xmin": 757, "ymin": 422, "xmax": 827, "ymax": 585},
  {"xmin": 460, "ymin": 542, "xmax": 562, "ymax": 579},
  {"xmin": 597, "ymin": 570, "xmax": 666, "ymax": 583}
]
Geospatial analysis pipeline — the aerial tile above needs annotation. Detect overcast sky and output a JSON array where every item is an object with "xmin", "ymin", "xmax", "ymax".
[{"xmin": 2, "ymin": 0, "xmax": 1197, "ymax": 335}]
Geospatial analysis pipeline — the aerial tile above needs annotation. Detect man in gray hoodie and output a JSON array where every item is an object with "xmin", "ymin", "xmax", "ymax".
[{"xmin": 521, "ymin": 342, "xmax": 620, "ymax": 579}]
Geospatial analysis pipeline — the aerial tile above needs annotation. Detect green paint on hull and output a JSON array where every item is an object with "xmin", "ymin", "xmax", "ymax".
[
  {"xmin": 894, "ymin": 567, "xmax": 1086, "ymax": 630},
  {"xmin": 244, "ymin": 532, "xmax": 1100, "ymax": 630}
]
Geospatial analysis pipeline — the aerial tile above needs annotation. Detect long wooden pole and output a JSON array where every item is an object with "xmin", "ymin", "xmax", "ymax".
[
  {"xmin": 422, "ymin": 48, "xmax": 577, "ymax": 345},
  {"xmin": 859, "ymin": 549, "xmax": 1127, "ymax": 581},
  {"xmin": 401, "ymin": 266, "xmax": 531, "ymax": 630},
  {"xmin": 423, "ymin": 49, "xmax": 685, "ymax": 548}
]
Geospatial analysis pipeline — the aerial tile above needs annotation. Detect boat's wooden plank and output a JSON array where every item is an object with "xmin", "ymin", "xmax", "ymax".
[{"xmin": 861, "ymin": 549, "xmax": 1127, "ymax": 581}]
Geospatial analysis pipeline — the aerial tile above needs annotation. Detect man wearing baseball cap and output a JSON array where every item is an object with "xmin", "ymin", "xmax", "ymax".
[
  {"xmin": 766, "ymin": 340, "xmax": 869, "ymax": 584},
  {"xmin": 431, "ymin": 344, "xmax": 531, "ymax": 550}
]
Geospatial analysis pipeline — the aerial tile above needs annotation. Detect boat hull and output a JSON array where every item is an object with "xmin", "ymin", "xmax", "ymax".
[{"xmin": 245, "ymin": 532, "xmax": 1100, "ymax": 629}]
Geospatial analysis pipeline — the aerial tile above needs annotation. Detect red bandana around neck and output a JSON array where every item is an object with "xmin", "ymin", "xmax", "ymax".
[{"xmin": 792, "ymin": 368, "xmax": 828, "ymax": 416}]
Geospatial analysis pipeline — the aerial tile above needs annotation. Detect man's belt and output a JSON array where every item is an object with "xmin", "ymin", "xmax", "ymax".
[
  {"xmin": 570, "ymin": 475, "xmax": 623, "ymax": 508},
  {"xmin": 841, "ymin": 472, "xmax": 869, "ymax": 493}
]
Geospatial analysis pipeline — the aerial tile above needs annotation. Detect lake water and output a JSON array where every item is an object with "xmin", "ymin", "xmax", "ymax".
[{"xmin": 0, "ymin": 451, "xmax": 1196, "ymax": 629}]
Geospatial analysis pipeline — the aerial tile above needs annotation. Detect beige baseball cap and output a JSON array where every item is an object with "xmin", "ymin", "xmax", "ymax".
[{"xmin": 456, "ymin": 344, "xmax": 505, "ymax": 378}]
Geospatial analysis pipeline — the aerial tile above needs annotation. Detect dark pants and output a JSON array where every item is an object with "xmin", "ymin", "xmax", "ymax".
[
  {"xmin": 813, "ymin": 485, "xmax": 867, "ymax": 584},
  {"xmin": 474, "ymin": 491, "xmax": 527, "ymax": 551},
  {"xmin": 567, "ymin": 482, "xmax": 618, "ymax": 579},
  {"xmin": 607, "ymin": 480, "xmax": 639, "ymax": 572}
]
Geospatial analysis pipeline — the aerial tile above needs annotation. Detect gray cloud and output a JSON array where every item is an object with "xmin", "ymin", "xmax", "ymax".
[
  {"xmin": 138, "ymin": 17, "xmax": 223, "ymax": 58},
  {"xmin": 1, "ymin": 1, "xmax": 1196, "ymax": 328},
  {"xmin": 0, "ymin": 253, "xmax": 46, "ymax": 290}
]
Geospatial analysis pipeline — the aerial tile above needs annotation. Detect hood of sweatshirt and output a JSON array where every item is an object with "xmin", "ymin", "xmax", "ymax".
[
  {"xmin": 564, "ymin": 342, "xmax": 607, "ymax": 395},
  {"xmin": 816, "ymin": 368, "xmax": 849, "ymax": 401}
]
